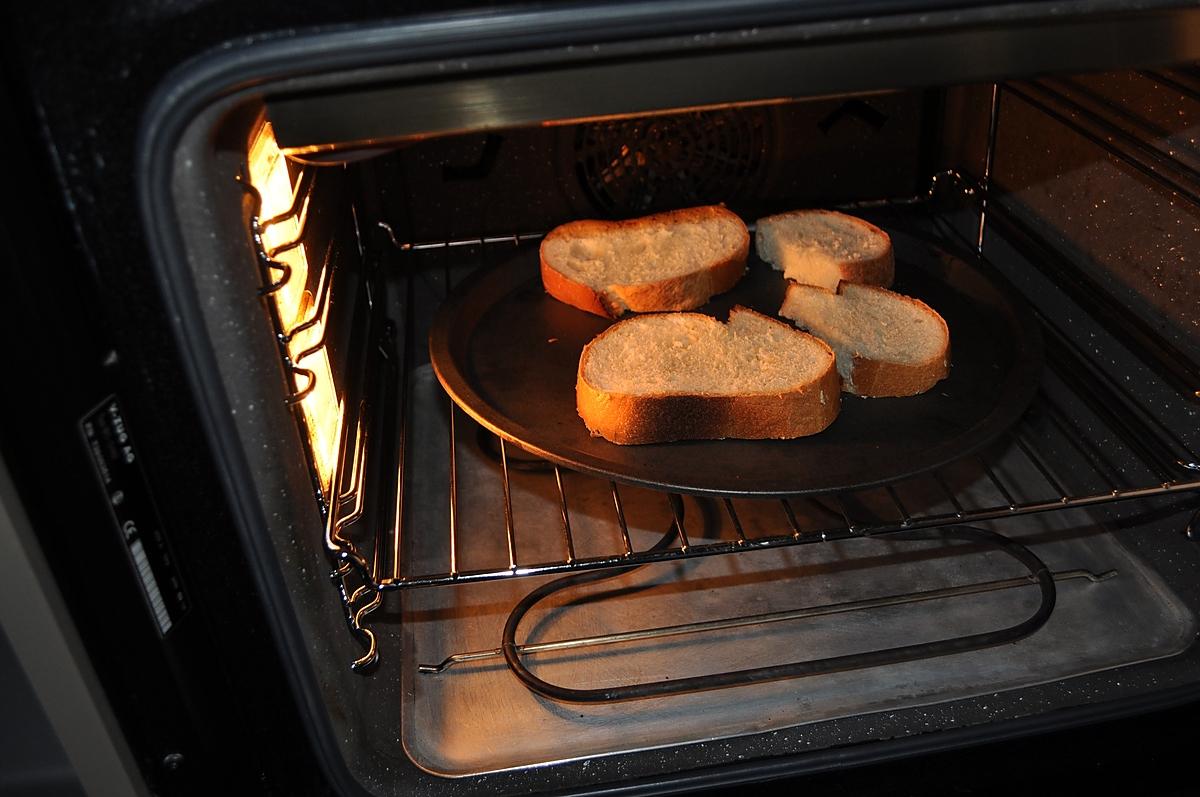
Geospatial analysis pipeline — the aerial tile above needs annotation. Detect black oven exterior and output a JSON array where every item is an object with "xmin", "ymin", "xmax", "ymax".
[
  {"xmin": 3, "ymin": 2, "xmax": 1200, "ymax": 795},
  {"xmin": 0, "ymin": 28, "xmax": 326, "ymax": 797}
]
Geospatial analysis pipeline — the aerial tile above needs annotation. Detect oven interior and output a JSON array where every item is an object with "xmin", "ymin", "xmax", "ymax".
[{"xmin": 167, "ymin": 64, "xmax": 1200, "ymax": 793}]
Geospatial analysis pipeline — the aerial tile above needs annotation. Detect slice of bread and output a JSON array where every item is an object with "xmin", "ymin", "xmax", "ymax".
[
  {"xmin": 756, "ymin": 209, "xmax": 894, "ymax": 292},
  {"xmin": 779, "ymin": 282, "xmax": 949, "ymax": 397},
  {"xmin": 541, "ymin": 206, "xmax": 749, "ymax": 318},
  {"xmin": 577, "ymin": 306, "xmax": 839, "ymax": 444}
]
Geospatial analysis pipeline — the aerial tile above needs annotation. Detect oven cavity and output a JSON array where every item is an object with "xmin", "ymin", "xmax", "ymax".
[{"xmin": 219, "ymin": 74, "xmax": 1200, "ymax": 782}]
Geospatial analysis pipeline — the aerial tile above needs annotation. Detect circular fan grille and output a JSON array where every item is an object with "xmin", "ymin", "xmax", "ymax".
[{"xmin": 572, "ymin": 108, "xmax": 772, "ymax": 216}]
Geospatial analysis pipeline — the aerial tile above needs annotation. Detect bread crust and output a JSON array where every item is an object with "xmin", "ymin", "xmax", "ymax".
[
  {"xmin": 845, "ymin": 350, "xmax": 949, "ymax": 397},
  {"xmin": 756, "ymin": 209, "xmax": 894, "ymax": 290},
  {"xmin": 576, "ymin": 307, "xmax": 840, "ymax": 444},
  {"xmin": 540, "ymin": 259, "xmax": 614, "ymax": 316},
  {"xmin": 780, "ymin": 283, "xmax": 950, "ymax": 398},
  {"xmin": 541, "ymin": 206, "xmax": 750, "ymax": 318}
]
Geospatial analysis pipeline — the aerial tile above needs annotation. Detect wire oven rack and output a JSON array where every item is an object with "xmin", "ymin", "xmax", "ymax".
[
  {"xmin": 243, "ymin": 163, "xmax": 1200, "ymax": 678},
  {"xmin": 239, "ymin": 163, "xmax": 389, "ymax": 665},
  {"xmin": 373, "ymin": 211, "xmax": 1199, "ymax": 674},
  {"xmin": 370, "ymin": 216, "xmax": 1199, "ymax": 563}
]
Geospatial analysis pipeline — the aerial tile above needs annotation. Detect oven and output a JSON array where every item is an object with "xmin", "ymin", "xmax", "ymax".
[{"xmin": 3, "ymin": 1, "xmax": 1200, "ymax": 794}]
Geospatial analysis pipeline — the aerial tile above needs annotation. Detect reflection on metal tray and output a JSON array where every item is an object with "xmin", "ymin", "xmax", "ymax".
[
  {"xmin": 399, "ymin": 368, "xmax": 1194, "ymax": 776},
  {"xmin": 429, "ymin": 226, "xmax": 1043, "ymax": 497}
]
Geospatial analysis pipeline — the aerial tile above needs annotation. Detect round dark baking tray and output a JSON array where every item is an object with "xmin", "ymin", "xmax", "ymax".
[{"xmin": 429, "ymin": 225, "xmax": 1043, "ymax": 498}]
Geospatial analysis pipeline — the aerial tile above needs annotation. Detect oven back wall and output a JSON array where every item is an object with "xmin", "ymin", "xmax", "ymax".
[{"xmin": 373, "ymin": 91, "xmax": 928, "ymax": 246}]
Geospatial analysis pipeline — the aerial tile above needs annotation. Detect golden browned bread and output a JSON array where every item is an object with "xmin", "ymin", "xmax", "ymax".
[
  {"xmin": 779, "ymin": 282, "xmax": 950, "ymax": 397},
  {"xmin": 577, "ymin": 306, "xmax": 839, "ymax": 444},
  {"xmin": 540, "ymin": 206, "xmax": 749, "ymax": 318},
  {"xmin": 756, "ymin": 209, "xmax": 894, "ymax": 292}
]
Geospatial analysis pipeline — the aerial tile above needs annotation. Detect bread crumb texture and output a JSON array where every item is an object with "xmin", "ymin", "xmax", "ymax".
[
  {"xmin": 543, "ymin": 213, "xmax": 745, "ymax": 290},
  {"xmin": 780, "ymin": 282, "xmax": 950, "ymax": 396},
  {"xmin": 583, "ymin": 309, "xmax": 831, "ymax": 394},
  {"xmin": 756, "ymin": 209, "xmax": 892, "ymax": 292}
]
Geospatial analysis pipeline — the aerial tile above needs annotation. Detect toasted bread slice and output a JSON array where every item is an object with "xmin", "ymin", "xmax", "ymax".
[
  {"xmin": 577, "ymin": 306, "xmax": 839, "ymax": 444},
  {"xmin": 756, "ymin": 209, "xmax": 894, "ymax": 292},
  {"xmin": 779, "ymin": 282, "xmax": 949, "ymax": 397},
  {"xmin": 541, "ymin": 206, "xmax": 749, "ymax": 318}
]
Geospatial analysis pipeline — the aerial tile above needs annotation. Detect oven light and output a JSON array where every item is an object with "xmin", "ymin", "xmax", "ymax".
[{"xmin": 248, "ymin": 121, "xmax": 344, "ymax": 495}]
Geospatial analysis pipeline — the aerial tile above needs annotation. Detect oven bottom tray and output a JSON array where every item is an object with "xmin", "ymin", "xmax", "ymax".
[{"xmin": 400, "ymin": 366, "xmax": 1194, "ymax": 777}]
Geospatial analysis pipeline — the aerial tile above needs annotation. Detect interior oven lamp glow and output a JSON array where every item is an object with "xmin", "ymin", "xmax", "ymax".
[{"xmin": 248, "ymin": 121, "xmax": 344, "ymax": 495}]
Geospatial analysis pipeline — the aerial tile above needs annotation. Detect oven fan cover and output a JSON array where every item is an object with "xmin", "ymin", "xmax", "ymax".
[{"xmin": 567, "ymin": 107, "xmax": 775, "ymax": 216}]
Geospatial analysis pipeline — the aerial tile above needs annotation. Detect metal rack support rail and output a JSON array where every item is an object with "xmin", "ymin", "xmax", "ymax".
[{"xmin": 240, "ymin": 165, "xmax": 385, "ymax": 669}]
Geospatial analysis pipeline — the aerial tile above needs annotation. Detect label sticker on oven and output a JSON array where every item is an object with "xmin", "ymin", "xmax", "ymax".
[{"xmin": 80, "ymin": 396, "xmax": 189, "ymax": 637}]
